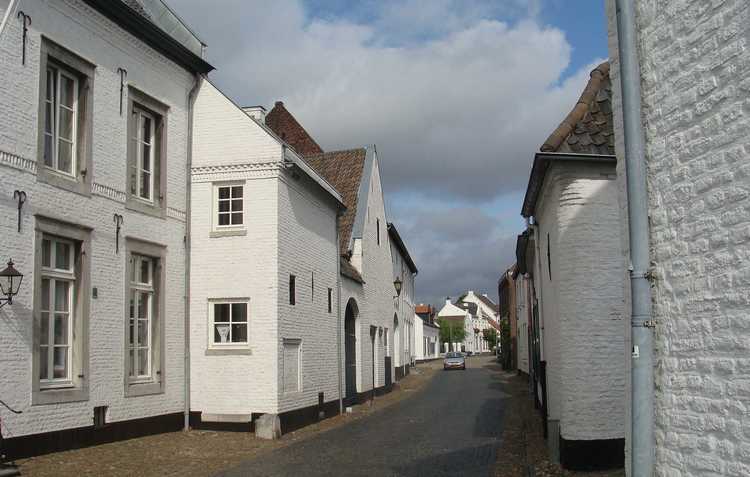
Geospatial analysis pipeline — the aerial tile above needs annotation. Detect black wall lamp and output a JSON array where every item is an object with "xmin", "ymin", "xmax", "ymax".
[
  {"xmin": 0, "ymin": 260, "xmax": 23, "ymax": 308},
  {"xmin": 393, "ymin": 277, "xmax": 402, "ymax": 298}
]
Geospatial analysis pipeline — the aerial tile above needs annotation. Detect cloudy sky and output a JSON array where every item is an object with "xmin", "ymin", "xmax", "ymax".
[{"xmin": 173, "ymin": 0, "xmax": 608, "ymax": 307}]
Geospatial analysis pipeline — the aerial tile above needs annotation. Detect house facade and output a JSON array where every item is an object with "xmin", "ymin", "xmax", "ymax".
[
  {"xmin": 264, "ymin": 102, "xmax": 415, "ymax": 402},
  {"xmin": 188, "ymin": 80, "xmax": 345, "ymax": 431},
  {"xmin": 414, "ymin": 304, "xmax": 440, "ymax": 361},
  {"xmin": 389, "ymin": 223, "xmax": 417, "ymax": 378},
  {"xmin": 456, "ymin": 291, "xmax": 499, "ymax": 353},
  {"xmin": 518, "ymin": 62, "xmax": 627, "ymax": 470},
  {"xmin": 437, "ymin": 299, "xmax": 475, "ymax": 353},
  {"xmin": 498, "ymin": 268, "xmax": 518, "ymax": 369},
  {"xmin": 0, "ymin": 0, "xmax": 211, "ymax": 457},
  {"xmin": 606, "ymin": 1, "xmax": 750, "ymax": 474}
]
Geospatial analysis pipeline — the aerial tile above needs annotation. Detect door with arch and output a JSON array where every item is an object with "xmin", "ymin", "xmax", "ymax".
[{"xmin": 344, "ymin": 299, "xmax": 358, "ymax": 398}]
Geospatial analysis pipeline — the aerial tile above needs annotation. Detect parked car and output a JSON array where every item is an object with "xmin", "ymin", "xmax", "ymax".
[{"xmin": 443, "ymin": 352, "xmax": 466, "ymax": 370}]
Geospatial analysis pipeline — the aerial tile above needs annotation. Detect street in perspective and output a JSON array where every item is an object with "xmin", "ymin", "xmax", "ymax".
[{"xmin": 0, "ymin": 0, "xmax": 746, "ymax": 476}]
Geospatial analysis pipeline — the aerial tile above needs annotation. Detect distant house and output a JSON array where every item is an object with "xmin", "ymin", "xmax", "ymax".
[
  {"xmin": 189, "ymin": 81, "xmax": 345, "ymax": 431},
  {"xmin": 389, "ymin": 223, "xmax": 418, "ymax": 378},
  {"xmin": 414, "ymin": 304, "xmax": 440, "ymax": 360},
  {"xmin": 455, "ymin": 291, "xmax": 499, "ymax": 353},
  {"xmin": 498, "ymin": 266, "xmax": 518, "ymax": 369},
  {"xmin": 437, "ymin": 299, "xmax": 475, "ymax": 353},
  {"xmin": 517, "ymin": 62, "xmax": 626, "ymax": 470}
]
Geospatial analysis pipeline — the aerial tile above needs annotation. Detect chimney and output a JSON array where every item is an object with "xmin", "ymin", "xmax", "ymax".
[{"xmin": 243, "ymin": 105, "xmax": 266, "ymax": 122}]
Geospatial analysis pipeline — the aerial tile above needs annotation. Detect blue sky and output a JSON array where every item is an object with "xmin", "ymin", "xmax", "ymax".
[{"xmin": 174, "ymin": 0, "xmax": 609, "ymax": 306}]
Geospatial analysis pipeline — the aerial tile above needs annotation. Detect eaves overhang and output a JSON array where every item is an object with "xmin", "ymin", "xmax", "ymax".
[
  {"xmin": 387, "ymin": 223, "xmax": 418, "ymax": 274},
  {"xmin": 521, "ymin": 152, "xmax": 616, "ymax": 218},
  {"xmin": 83, "ymin": 0, "xmax": 214, "ymax": 74}
]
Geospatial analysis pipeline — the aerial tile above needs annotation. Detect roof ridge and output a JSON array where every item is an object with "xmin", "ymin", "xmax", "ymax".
[{"xmin": 540, "ymin": 61, "xmax": 610, "ymax": 152}]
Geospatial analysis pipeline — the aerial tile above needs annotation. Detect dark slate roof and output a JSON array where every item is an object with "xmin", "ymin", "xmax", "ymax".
[
  {"xmin": 456, "ymin": 301, "xmax": 478, "ymax": 316},
  {"xmin": 541, "ymin": 62, "xmax": 613, "ymax": 155},
  {"xmin": 305, "ymin": 148, "xmax": 367, "ymax": 253},
  {"xmin": 476, "ymin": 293, "xmax": 497, "ymax": 312},
  {"xmin": 388, "ymin": 223, "xmax": 417, "ymax": 274},
  {"xmin": 265, "ymin": 101, "xmax": 324, "ymax": 157}
]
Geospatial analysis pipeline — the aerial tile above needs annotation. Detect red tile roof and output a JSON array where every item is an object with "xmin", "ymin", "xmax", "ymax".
[{"xmin": 265, "ymin": 101, "xmax": 324, "ymax": 157}]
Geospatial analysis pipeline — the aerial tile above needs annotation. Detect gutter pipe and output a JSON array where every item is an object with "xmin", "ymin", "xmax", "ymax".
[
  {"xmin": 0, "ymin": 0, "xmax": 19, "ymax": 40},
  {"xmin": 614, "ymin": 0, "xmax": 655, "ymax": 474},
  {"xmin": 184, "ymin": 73, "xmax": 201, "ymax": 432},
  {"xmin": 336, "ymin": 213, "xmax": 343, "ymax": 415}
]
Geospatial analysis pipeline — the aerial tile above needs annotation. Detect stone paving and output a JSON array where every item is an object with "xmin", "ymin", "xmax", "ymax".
[{"xmin": 219, "ymin": 355, "xmax": 505, "ymax": 476}]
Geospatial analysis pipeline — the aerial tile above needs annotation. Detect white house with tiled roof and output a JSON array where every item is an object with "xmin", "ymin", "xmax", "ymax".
[
  {"xmin": 437, "ymin": 299, "xmax": 475, "ymax": 353},
  {"xmin": 517, "ymin": 62, "xmax": 626, "ymax": 470},
  {"xmin": 189, "ymin": 79, "xmax": 345, "ymax": 431},
  {"xmin": 456, "ymin": 291, "xmax": 500, "ymax": 353}
]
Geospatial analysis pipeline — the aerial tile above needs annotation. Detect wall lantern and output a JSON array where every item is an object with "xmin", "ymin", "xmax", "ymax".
[
  {"xmin": 0, "ymin": 259, "xmax": 23, "ymax": 308},
  {"xmin": 393, "ymin": 277, "xmax": 402, "ymax": 297}
]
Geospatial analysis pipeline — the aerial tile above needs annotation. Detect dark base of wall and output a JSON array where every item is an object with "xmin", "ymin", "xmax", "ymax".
[
  {"xmin": 395, "ymin": 366, "xmax": 406, "ymax": 381},
  {"xmin": 188, "ymin": 411, "xmax": 257, "ymax": 433},
  {"xmin": 278, "ymin": 399, "xmax": 341, "ymax": 434},
  {"xmin": 559, "ymin": 437, "xmax": 625, "ymax": 471},
  {"xmin": 342, "ymin": 383, "xmax": 394, "ymax": 408},
  {"xmin": 4, "ymin": 412, "xmax": 183, "ymax": 460}
]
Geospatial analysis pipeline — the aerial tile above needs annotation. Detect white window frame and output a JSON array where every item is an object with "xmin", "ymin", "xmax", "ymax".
[
  {"xmin": 213, "ymin": 183, "xmax": 245, "ymax": 230},
  {"xmin": 39, "ymin": 236, "xmax": 75, "ymax": 388},
  {"xmin": 208, "ymin": 300, "xmax": 249, "ymax": 349},
  {"xmin": 131, "ymin": 106, "xmax": 156, "ymax": 203},
  {"xmin": 43, "ymin": 65, "xmax": 78, "ymax": 178},
  {"xmin": 128, "ymin": 254, "xmax": 154, "ymax": 383}
]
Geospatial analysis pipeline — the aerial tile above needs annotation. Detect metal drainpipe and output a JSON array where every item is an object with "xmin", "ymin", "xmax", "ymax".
[
  {"xmin": 336, "ymin": 212, "xmax": 343, "ymax": 415},
  {"xmin": 530, "ymin": 222, "xmax": 545, "ymax": 361},
  {"xmin": 615, "ymin": 0, "xmax": 655, "ymax": 474},
  {"xmin": 184, "ymin": 73, "xmax": 201, "ymax": 432}
]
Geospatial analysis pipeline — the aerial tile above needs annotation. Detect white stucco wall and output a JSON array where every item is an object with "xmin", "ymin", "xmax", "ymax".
[
  {"xmin": 608, "ymin": 1, "xmax": 750, "ymax": 474},
  {"xmin": 414, "ymin": 317, "xmax": 439, "ymax": 360},
  {"xmin": 533, "ymin": 162, "xmax": 626, "ymax": 442},
  {"xmin": 0, "ymin": 0, "xmax": 193, "ymax": 438}
]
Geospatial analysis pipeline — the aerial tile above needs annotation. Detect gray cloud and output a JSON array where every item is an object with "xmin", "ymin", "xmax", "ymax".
[{"xmin": 170, "ymin": 0, "xmax": 600, "ymax": 305}]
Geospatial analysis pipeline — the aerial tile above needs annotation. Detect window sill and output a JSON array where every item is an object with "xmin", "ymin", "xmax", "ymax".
[
  {"xmin": 126, "ymin": 196, "xmax": 166, "ymax": 219},
  {"xmin": 37, "ymin": 168, "xmax": 91, "ymax": 197},
  {"xmin": 205, "ymin": 347, "xmax": 252, "ymax": 356},
  {"xmin": 209, "ymin": 228, "xmax": 247, "ymax": 238},
  {"xmin": 32, "ymin": 386, "xmax": 88, "ymax": 405},
  {"xmin": 125, "ymin": 381, "xmax": 163, "ymax": 397}
]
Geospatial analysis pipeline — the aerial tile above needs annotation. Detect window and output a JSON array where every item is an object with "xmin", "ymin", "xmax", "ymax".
[
  {"xmin": 39, "ymin": 236, "xmax": 75, "ymax": 386},
  {"xmin": 216, "ymin": 184, "xmax": 243, "ymax": 227},
  {"xmin": 126, "ymin": 87, "xmax": 167, "ymax": 217},
  {"xmin": 128, "ymin": 254, "xmax": 155, "ymax": 382},
  {"xmin": 124, "ymin": 239, "xmax": 165, "ymax": 397},
  {"xmin": 43, "ymin": 66, "xmax": 78, "ymax": 177},
  {"xmin": 283, "ymin": 339, "xmax": 301, "ymax": 393},
  {"xmin": 33, "ymin": 217, "xmax": 90, "ymax": 405},
  {"xmin": 327, "ymin": 288, "xmax": 332, "ymax": 314},
  {"xmin": 130, "ymin": 106, "xmax": 155, "ymax": 202},
  {"xmin": 289, "ymin": 275, "xmax": 296, "ymax": 305},
  {"xmin": 376, "ymin": 219, "xmax": 380, "ymax": 245},
  {"xmin": 311, "ymin": 271, "xmax": 314, "ymax": 302},
  {"xmin": 37, "ymin": 39, "xmax": 94, "ymax": 195},
  {"xmin": 210, "ymin": 302, "xmax": 248, "ymax": 346}
]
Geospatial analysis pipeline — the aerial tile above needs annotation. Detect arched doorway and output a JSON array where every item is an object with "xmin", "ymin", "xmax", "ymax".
[{"xmin": 344, "ymin": 299, "xmax": 359, "ymax": 398}]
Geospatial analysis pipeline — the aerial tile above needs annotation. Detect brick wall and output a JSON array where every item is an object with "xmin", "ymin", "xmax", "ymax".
[
  {"xmin": 608, "ymin": 0, "xmax": 750, "ymax": 474},
  {"xmin": 0, "ymin": 0, "xmax": 193, "ymax": 438}
]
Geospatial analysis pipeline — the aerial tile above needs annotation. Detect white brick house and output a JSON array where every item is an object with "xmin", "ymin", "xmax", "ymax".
[
  {"xmin": 456, "ymin": 290, "xmax": 499, "ymax": 353},
  {"xmin": 389, "ymin": 223, "xmax": 417, "ymax": 376},
  {"xmin": 264, "ymin": 103, "xmax": 417, "ymax": 402},
  {"xmin": 414, "ymin": 313, "xmax": 440, "ymax": 361},
  {"xmin": 0, "ymin": 0, "xmax": 211, "ymax": 457},
  {"xmin": 606, "ymin": 1, "xmax": 750, "ymax": 475},
  {"xmin": 188, "ymin": 80, "xmax": 344, "ymax": 429},
  {"xmin": 437, "ymin": 299, "xmax": 475, "ymax": 353},
  {"xmin": 518, "ymin": 63, "xmax": 627, "ymax": 470}
]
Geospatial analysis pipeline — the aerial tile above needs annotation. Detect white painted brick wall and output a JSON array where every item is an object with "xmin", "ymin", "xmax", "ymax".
[
  {"xmin": 0, "ymin": 0, "xmax": 193, "ymax": 438},
  {"xmin": 533, "ymin": 163, "xmax": 626, "ymax": 441},
  {"xmin": 515, "ymin": 276, "xmax": 530, "ymax": 374},
  {"xmin": 608, "ymin": 1, "xmax": 750, "ymax": 474}
]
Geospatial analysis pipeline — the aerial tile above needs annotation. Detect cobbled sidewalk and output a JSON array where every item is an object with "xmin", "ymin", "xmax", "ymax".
[
  {"xmin": 15, "ymin": 361, "xmax": 441, "ymax": 477},
  {"xmin": 494, "ymin": 371, "xmax": 626, "ymax": 477}
]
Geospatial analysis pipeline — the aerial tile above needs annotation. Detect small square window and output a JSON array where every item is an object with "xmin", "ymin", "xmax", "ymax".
[
  {"xmin": 215, "ymin": 184, "xmax": 244, "ymax": 229},
  {"xmin": 210, "ymin": 301, "xmax": 248, "ymax": 346}
]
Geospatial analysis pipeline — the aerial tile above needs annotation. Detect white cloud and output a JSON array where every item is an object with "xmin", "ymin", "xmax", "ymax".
[{"xmin": 171, "ymin": 0, "xmax": 604, "ymax": 304}]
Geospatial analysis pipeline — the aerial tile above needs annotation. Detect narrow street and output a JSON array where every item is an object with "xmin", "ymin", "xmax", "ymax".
[{"xmin": 219, "ymin": 356, "xmax": 506, "ymax": 477}]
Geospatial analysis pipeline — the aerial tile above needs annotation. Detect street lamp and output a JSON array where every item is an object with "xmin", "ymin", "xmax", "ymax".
[
  {"xmin": 0, "ymin": 259, "xmax": 23, "ymax": 308},
  {"xmin": 393, "ymin": 277, "xmax": 402, "ymax": 297}
]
